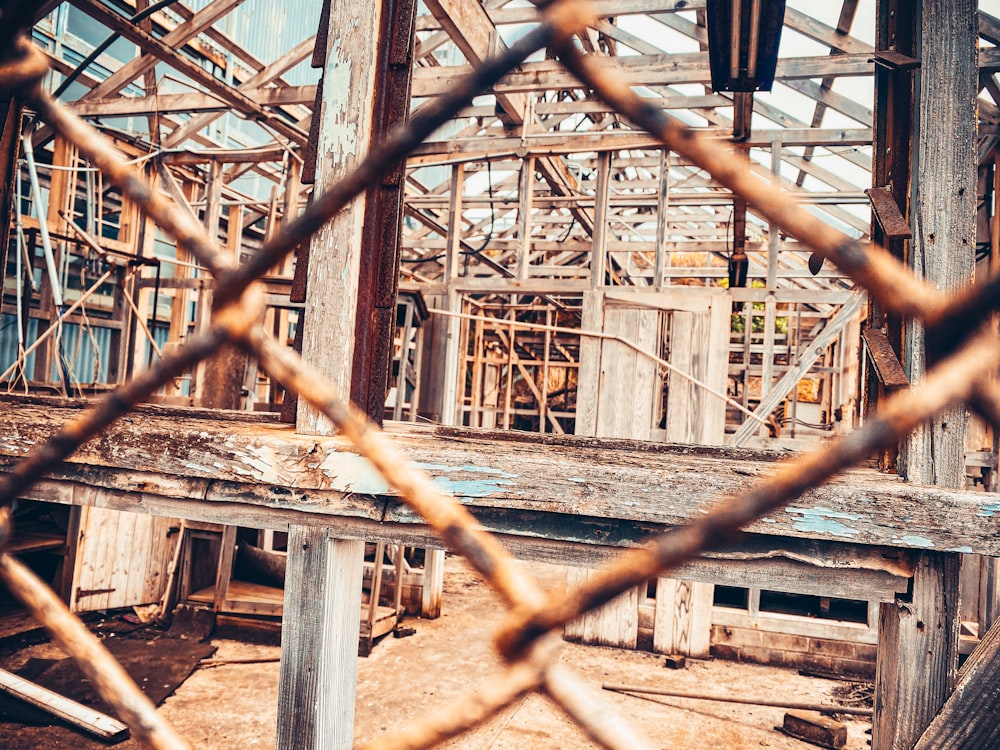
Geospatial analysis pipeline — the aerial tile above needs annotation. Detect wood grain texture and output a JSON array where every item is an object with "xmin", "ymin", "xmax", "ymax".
[
  {"xmin": 653, "ymin": 578, "xmax": 713, "ymax": 657},
  {"xmin": 913, "ymin": 612, "xmax": 1000, "ymax": 750},
  {"xmin": 276, "ymin": 528, "xmax": 364, "ymax": 750},
  {"xmin": 899, "ymin": 0, "xmax": 978, "ymax": 488},
  {"xmin": 296, "ymin": 0, "xmax": 383, "ymax": 434},
  {"xmin": 874, "ymin": 551, "xmax": 961, "ymax": 750},
  {"xmin": 565, "ymin": 567, "xmax": 639, "ymax": 648},
  {"xmin": 2, "ymin": 400, "xmax": 1000, "ymax": 557}
]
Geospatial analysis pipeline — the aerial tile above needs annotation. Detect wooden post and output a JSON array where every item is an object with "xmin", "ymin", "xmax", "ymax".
[
  {"xmin": 767, "ymin": 139, "xmax": 781, "ymax": 290},
  {"xmin": 653, "ymin": 148, "xmax": 670, "ymax": 288},
  {"xmin": 517, "ymin": 157, "xmax": 534, "ymax": 280},
  {"xmin": 279, "ymin": 1, "xmax": 385, "ymax": 748},
  {"xmin": 440, "ymin": 165, "xmax": 465, "ymax": 426},
  {"xmin": 198, "ymin": 161, "xmax": 247, "ymax": 409},
  {"xmin": 421, "ymin": 548, "xmax": 445, "ymax": 619},
  {"xmin": 590, "ymin": 151, "xmax": 610, "ymax": 288},
  {"xmin": 276, "ymin": 529, "xmax": 364, "ymax": 750},
  {"xmin": 296, "ymin": 0, "xmax": 384, "ymax": 434},
  {"xmin": 898, "ymin": 0, "xmax": 977, "ymax": 486},
  {"xmin": 874, "ymin": 551, "xmax": 961, "ymax": 750}
]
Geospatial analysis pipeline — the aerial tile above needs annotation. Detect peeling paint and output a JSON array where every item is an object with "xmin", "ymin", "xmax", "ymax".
[
  {"xmin": 978, "ymin": 502, "xmax": 1000, "ymax": 518},
  {"xmin": 947, "ymin": 546, "xmax": 974, "ymax": 554},
  {"xmin": 567, "ymin": 478, "xmax": 587, "ymax": 483},
  {"xmin": 785, "ymin": 506, "xmax": 861, "ymax": 538},
  {"xmin": 431, "ymin": 476, "xmax": 516, "ymax": 498},
  {"xmin": 318, "ymin": 453, "xmax": 391, "ymax": 494},
  {"xmin": 761, "ymin": 517, "xmax": 777, "ymax": 524},
  {"xmin": 892, "ymin": 534, "xmax": 935, "ymax": 548},
  {"xmin": 458, "ymin": 465, "xmax": 518, "ymax": 478}
]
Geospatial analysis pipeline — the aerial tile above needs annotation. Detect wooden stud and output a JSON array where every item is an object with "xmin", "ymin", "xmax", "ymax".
[
  {"xmin": 276, "ymin": 529, "xmax": 364, "ymax": 750},
  {"xmin": 590, "ymin": 151, "xmax": 610, "ymax": 289},
  {"xmin": 900, "ymin": 0, "xmax": 977, "ymax": 487},
  {"xmin": 874, "ymin": 551, "xmax": 961, "ymax": 750},
  {"xmin": 653, "ymin": 577, "xmax": 713, "ymax": 658},
  {"xmin": 421, "ymin": 548, "xmax": 445, "ymax": 619},
  {"xmin": 654, "ymin": 148, "xmax": 670, "ymax": 288}
]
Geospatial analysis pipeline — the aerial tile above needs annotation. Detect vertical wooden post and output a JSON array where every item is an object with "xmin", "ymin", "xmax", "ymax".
[
  {"xmin": 767, "ymin": 139, "xmax": 781, "ymax": 290},
  {"xmin": 874, "ymin": 551, "xmax": 961, "ymax": 750},
  {"xmin": 590, "ymin": 151, "xmax": 610, "ymax": 288},
  {"xmin": 898, "ymin": 0, "xmax": 977, "ymax": 486},
  {"xmin": 277, "ymin": 529, "xmax": 365, "ymax": 750},
  {"xmin": 653, "ymin": 148, "xmax": 670, "ymax": 288},
  {"xmin": 440, "ymin": 164, "xmax": 465, "ymax": 427},
  {"xmin": 296, "ymin": 0, "xmax": 384, "ymax": 433},
  {"xmin": 517, "ymin": 157, "xmax": 534, "ymax": 280},
  {"xmin": 421, "ymin": 548, "xmax": 445, "ymax": 619},
  {"xmin": 279, "ymin": 2, "xmax": 386, "ymax": 748},
  {"xmin": 198, "ymin": 161, "xmax": 247, "ymax": 410}
]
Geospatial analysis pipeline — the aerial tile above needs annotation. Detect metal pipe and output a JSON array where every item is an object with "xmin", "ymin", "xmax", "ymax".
[
  {"xmin": 603, "ymin": 683, "xmax": 873, "ymax": 717},
  {"xmin": 21, "ymin": 134, "xmax": 63, "ymax": 307}
]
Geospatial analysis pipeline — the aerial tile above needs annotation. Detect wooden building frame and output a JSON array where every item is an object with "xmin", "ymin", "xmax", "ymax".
[{"xmin": 0, "ymin": 1, "xmax": 999, "ymax": 749}]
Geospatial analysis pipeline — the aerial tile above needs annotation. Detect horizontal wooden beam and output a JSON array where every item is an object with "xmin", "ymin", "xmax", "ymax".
[
  {"xmin": 408, "ymin": 129, "xmax": 873, "ymax": 162},
  {"xmin": 70, "ymin": 86, "xmax": 317, "ymax": 117},
  {"xmin": 412, "ymin": 53, "xmax": 875, "ymax": 97},
  {"xmin": 2, "ymin": 398, "xmax": 999, "ymax": 556},
  {"xmin": 415, "ymin": 0, "xmax": 704, "ymax": 31}
]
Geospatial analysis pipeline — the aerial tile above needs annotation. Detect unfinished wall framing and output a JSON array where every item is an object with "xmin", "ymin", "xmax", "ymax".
[{"xmin": 0, "ymin": 1, "xmax": 998, "ymax": 749}]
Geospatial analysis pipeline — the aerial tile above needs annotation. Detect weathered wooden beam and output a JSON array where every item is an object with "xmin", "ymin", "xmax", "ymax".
[
  {"xmin": 874, "ymin": 552, "xmax": 961, "ymax": 750},
  {"xmin": 899, "ymin": 0, "xmax": 978, "ymax": 488},
  {"xmin": 69, "ymin": 86, "xmax": 317, "ymax": 117},
  {"xmin": 415, "ymin": 0, "xmax": 707, "ymax": 31},
  {"xmin": 411, "ymin": 53, "xmax": 875, "ymax": 97},
  {"xmin": 3, "ymin": 401, "xmax": 1000, "ymax": 557},
  {"xmin": 276, "ymin": 529, "xmax": 363, "ymax": 750},
  {"xmin": 0, "ymin": 667, "xmax": 129, "ymax": 742},
  {"xmin": 11, "ymin": 463, "xmax": 918, "ymax": 604},
  {"xmin": 407, "ymin": 128, "xmax": 873, "ymax": 162}
]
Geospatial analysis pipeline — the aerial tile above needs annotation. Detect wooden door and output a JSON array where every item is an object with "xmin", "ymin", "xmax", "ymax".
[{"xmin": 70, "ymin": 501, "xmax": 177, "ymax": 613}]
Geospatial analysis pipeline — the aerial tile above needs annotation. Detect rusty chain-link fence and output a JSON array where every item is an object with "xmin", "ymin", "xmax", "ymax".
[{"xmin": 1, "ymin": 1, "xmax": 999, "ymax": 748}]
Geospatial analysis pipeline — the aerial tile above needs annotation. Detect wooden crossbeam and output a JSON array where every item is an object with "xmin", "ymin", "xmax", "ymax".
[
  {"xmin": 411, "ymin": 53, "xmax": 876, "ymax": 97},
  {"xmin": 69, "ymin": 86, "xmax": 317, "ymax": 117}
]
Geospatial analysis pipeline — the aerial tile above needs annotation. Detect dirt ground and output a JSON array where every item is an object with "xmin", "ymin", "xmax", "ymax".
[{"xmin": 0, "ymin": 556, "xmax": 873, "ymax": 748}]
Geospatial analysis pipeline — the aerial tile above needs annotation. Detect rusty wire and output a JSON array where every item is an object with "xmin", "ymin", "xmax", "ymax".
[{"xmin": 0, "ymin": 1, "xmax": 998, "ymax": 748}]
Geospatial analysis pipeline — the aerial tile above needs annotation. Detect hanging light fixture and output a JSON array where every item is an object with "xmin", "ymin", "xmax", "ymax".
[{"xmin": 706, "ymin": 0, "xmax": 787, "ymax": 93}]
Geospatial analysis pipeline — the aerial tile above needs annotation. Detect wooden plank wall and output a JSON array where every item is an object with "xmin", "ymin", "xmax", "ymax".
[
  {"xmin": 564, "ymin": 567, "xmax": 640, "ymax": 648},
  {"xmin": 70, "ymin": 499, "xmax": 177, "ymax": 613},
  {"xmin": 664, "ymin": 296, "xmax": 731, "ymax": 446},
  {"xmin": 575, "ymin": 292, "xmax": 659, "ymax": 440},
  {"xmin": 574, "ymin": 291, "xmax": 723, "ymax": 652}
]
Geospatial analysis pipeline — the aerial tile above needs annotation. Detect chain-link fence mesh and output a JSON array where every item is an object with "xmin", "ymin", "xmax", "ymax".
[{"xmin": 1, "ymin": 2, "xmax": 998, "ymax": 749}]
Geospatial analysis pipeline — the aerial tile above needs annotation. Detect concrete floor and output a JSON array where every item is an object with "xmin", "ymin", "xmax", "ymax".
[{"xmin": 1, "ymin": 557, "xmax": 874, "ymax": 748}]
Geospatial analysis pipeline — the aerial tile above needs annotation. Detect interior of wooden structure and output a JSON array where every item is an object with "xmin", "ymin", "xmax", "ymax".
[{"xmin": 1, "ymin": 0, "xmax": 1000, "ymax": 747}]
